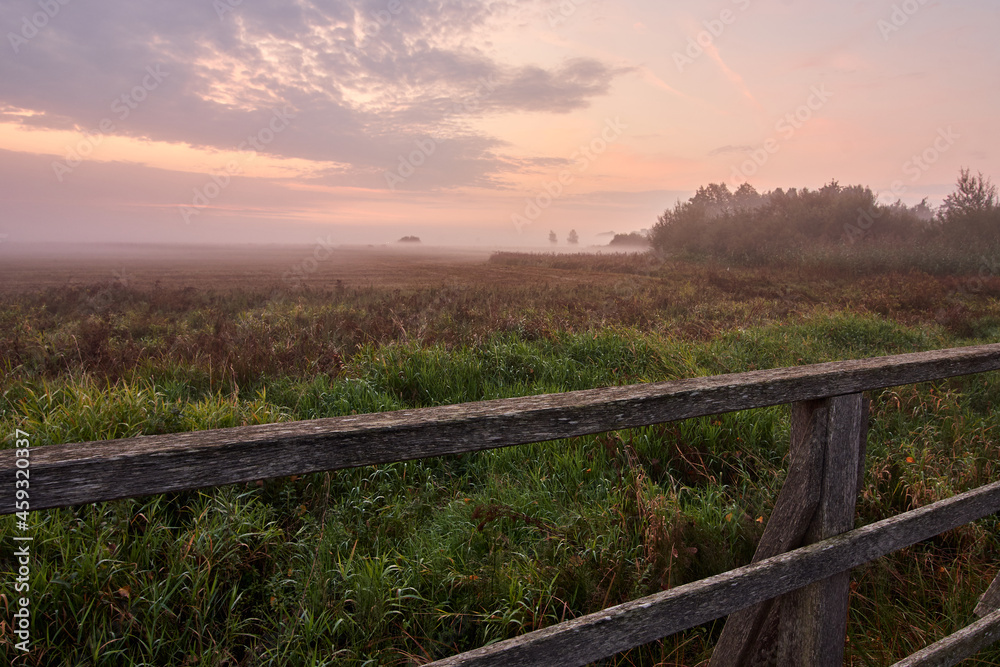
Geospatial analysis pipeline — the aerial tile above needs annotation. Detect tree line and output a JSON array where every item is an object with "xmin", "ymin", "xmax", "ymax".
[{"xmin": 649, "ymin": 169, "xmax": 997, "ymax": 262}]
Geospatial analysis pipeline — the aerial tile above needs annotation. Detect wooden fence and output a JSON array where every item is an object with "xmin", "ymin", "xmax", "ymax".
[{"xmin": 5, "ymin": 343, "xmax": 1000, "ymax": 665}]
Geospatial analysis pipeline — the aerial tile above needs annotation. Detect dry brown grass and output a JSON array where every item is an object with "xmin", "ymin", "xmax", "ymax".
[{"xmin": 3, "ymin": 247, "xmax": 999, "ymax": 388}]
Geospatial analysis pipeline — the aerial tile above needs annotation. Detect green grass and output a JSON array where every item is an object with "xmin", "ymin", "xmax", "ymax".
[{"xmin": 3, "ymin": 286, "xmax": 1000, "ymax": 664}]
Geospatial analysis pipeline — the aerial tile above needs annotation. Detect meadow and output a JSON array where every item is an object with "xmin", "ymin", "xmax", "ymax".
[{"xmin": 3, "ymin": 245, "xmax": 1000, "ymax": 665}]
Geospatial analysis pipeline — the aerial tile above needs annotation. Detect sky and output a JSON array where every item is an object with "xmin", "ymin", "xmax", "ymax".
[{"xmin": 0, "ymin": 0, "xmax": 997, "ymax": 247}]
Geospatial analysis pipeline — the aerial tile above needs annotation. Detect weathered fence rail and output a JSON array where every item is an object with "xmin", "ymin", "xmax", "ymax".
[{"xmin": 5, "ymin": 343, "xmax": 1000, "ymax": 665}]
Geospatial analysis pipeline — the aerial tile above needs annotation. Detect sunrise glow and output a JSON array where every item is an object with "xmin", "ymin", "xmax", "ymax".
[{"xmin": 1, "ymin": 0, "xmax": 997, "ymax": 246}]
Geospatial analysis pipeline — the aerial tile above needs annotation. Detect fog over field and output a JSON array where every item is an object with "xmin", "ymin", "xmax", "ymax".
[
  {"xmin": 0, "ymin": 242, "xmax": 656, "ymax": 296},
  {"xmin": 4, "ymin": 2, "xmax": 1000, "ymax": 665},
  {"xmin": 1, "ymin": 1, "xmax": 998, "ymax": 248}
]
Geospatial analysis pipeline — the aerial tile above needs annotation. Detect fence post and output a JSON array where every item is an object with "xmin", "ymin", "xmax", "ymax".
[
  {"xmin": 776, "ymin": 393, "xmax": 867, "ymax": 665},
  {"xmin": 975, "ymin": 573, "xmax": 1000, "ymax": 617},
  {"xmin": 711, "ymin": 394, "xmax": 868, "ymax": 666}
]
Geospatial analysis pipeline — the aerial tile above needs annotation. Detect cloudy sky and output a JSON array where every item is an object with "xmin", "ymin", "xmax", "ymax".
[{"xmin": 0, "ymin": 0, "xmax": 997, "ymax": 247}]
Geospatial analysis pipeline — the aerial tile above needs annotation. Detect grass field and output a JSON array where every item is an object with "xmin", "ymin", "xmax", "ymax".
[{"xmin": 3, "ymin": 245, "xmax": 1000, "ymax": 665}]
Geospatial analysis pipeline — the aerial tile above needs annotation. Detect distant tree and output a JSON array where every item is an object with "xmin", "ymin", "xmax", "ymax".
[
  {"xmin": 549, "ymin": 230, "xmax": 558, "ymax": 244},
  {"xmin": 940, "ymin": 169, "xmax": 997, "ymax": 238},
  {"xmin": 567, "ymin": 229, "xmax": 579, "ymax": 245},
  {"xmin": 608, "ymin": 232, "xmax": 650, "ymax": 247},
  {"xmin": 732, "ymin": 182, "xmax": 763, "ymax": 212},
  {"xmin": 397, "ymin": 236, "xmax": 421, "ymax": 243},
  {"xmin": 650, "ymin": 179, "xmax": 926, "ymax": 261},
  {"xmin": 911, "ymin": 197, "xmax": 935, "ymax": 222},
  {"xmin": 689, "ymin": 182, "xmax": 734, "ymax": 216}
]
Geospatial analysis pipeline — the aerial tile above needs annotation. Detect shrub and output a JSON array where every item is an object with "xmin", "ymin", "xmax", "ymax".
[{"xmin": 608, "ymin": 232, "xmax": 650, "ymax": 247}]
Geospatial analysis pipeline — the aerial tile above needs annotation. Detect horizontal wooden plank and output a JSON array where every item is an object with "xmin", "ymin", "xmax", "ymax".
[
  {"xmin": 890, "ymin": 607, "xmax": 1000, "ymax": 667},
  {"xmin": 426, "ymin": 478, "xmax": 1000, "ymax": 667},
  {"xmin": 3, "ymin": 343, "xmax": 999, "ymax": 514}
]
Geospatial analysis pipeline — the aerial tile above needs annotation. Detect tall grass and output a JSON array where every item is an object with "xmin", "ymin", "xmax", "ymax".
[{"xmin": 2, "ymin": 260, "xmax": 1000, "ymax": 665}]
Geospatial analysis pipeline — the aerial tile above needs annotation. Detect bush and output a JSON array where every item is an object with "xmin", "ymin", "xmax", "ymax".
[
  {"xmin": 938, "ymin": 169, "xmax": 999, "ymax": 242},
  {"xmin": 608, "ymin": 232, "xmax": 650, "ymax": 247}
]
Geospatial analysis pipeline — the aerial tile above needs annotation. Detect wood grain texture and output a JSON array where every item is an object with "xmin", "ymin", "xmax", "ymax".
[
  {"xmin": 709, "ymin": 400, "xmax": 828, "ymax": 667},
  {"xmin": 713, "ymin": 395, "xmax": 870, "ymax": 667},
  {"xmin": 776, "ymin": 394, "xmax": 865, "ymax": 666},
  {"xmin": 3, "ymin": 344, "xmax": 999, "ymax": 515},
  {"xmin": 857, "ymin": 396, "xmax": 870, "ymax": 498},
  {"xmin": 975, "ymin": 572, "xmax": 1000, "ymax": 618},
  {"xmin": 426, "ymin": 478, "xmax": 1000, "ymax": 667},
  {"xmin": 890, "ymin": 607, "xmax": 1000, "ymax": 667}
]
